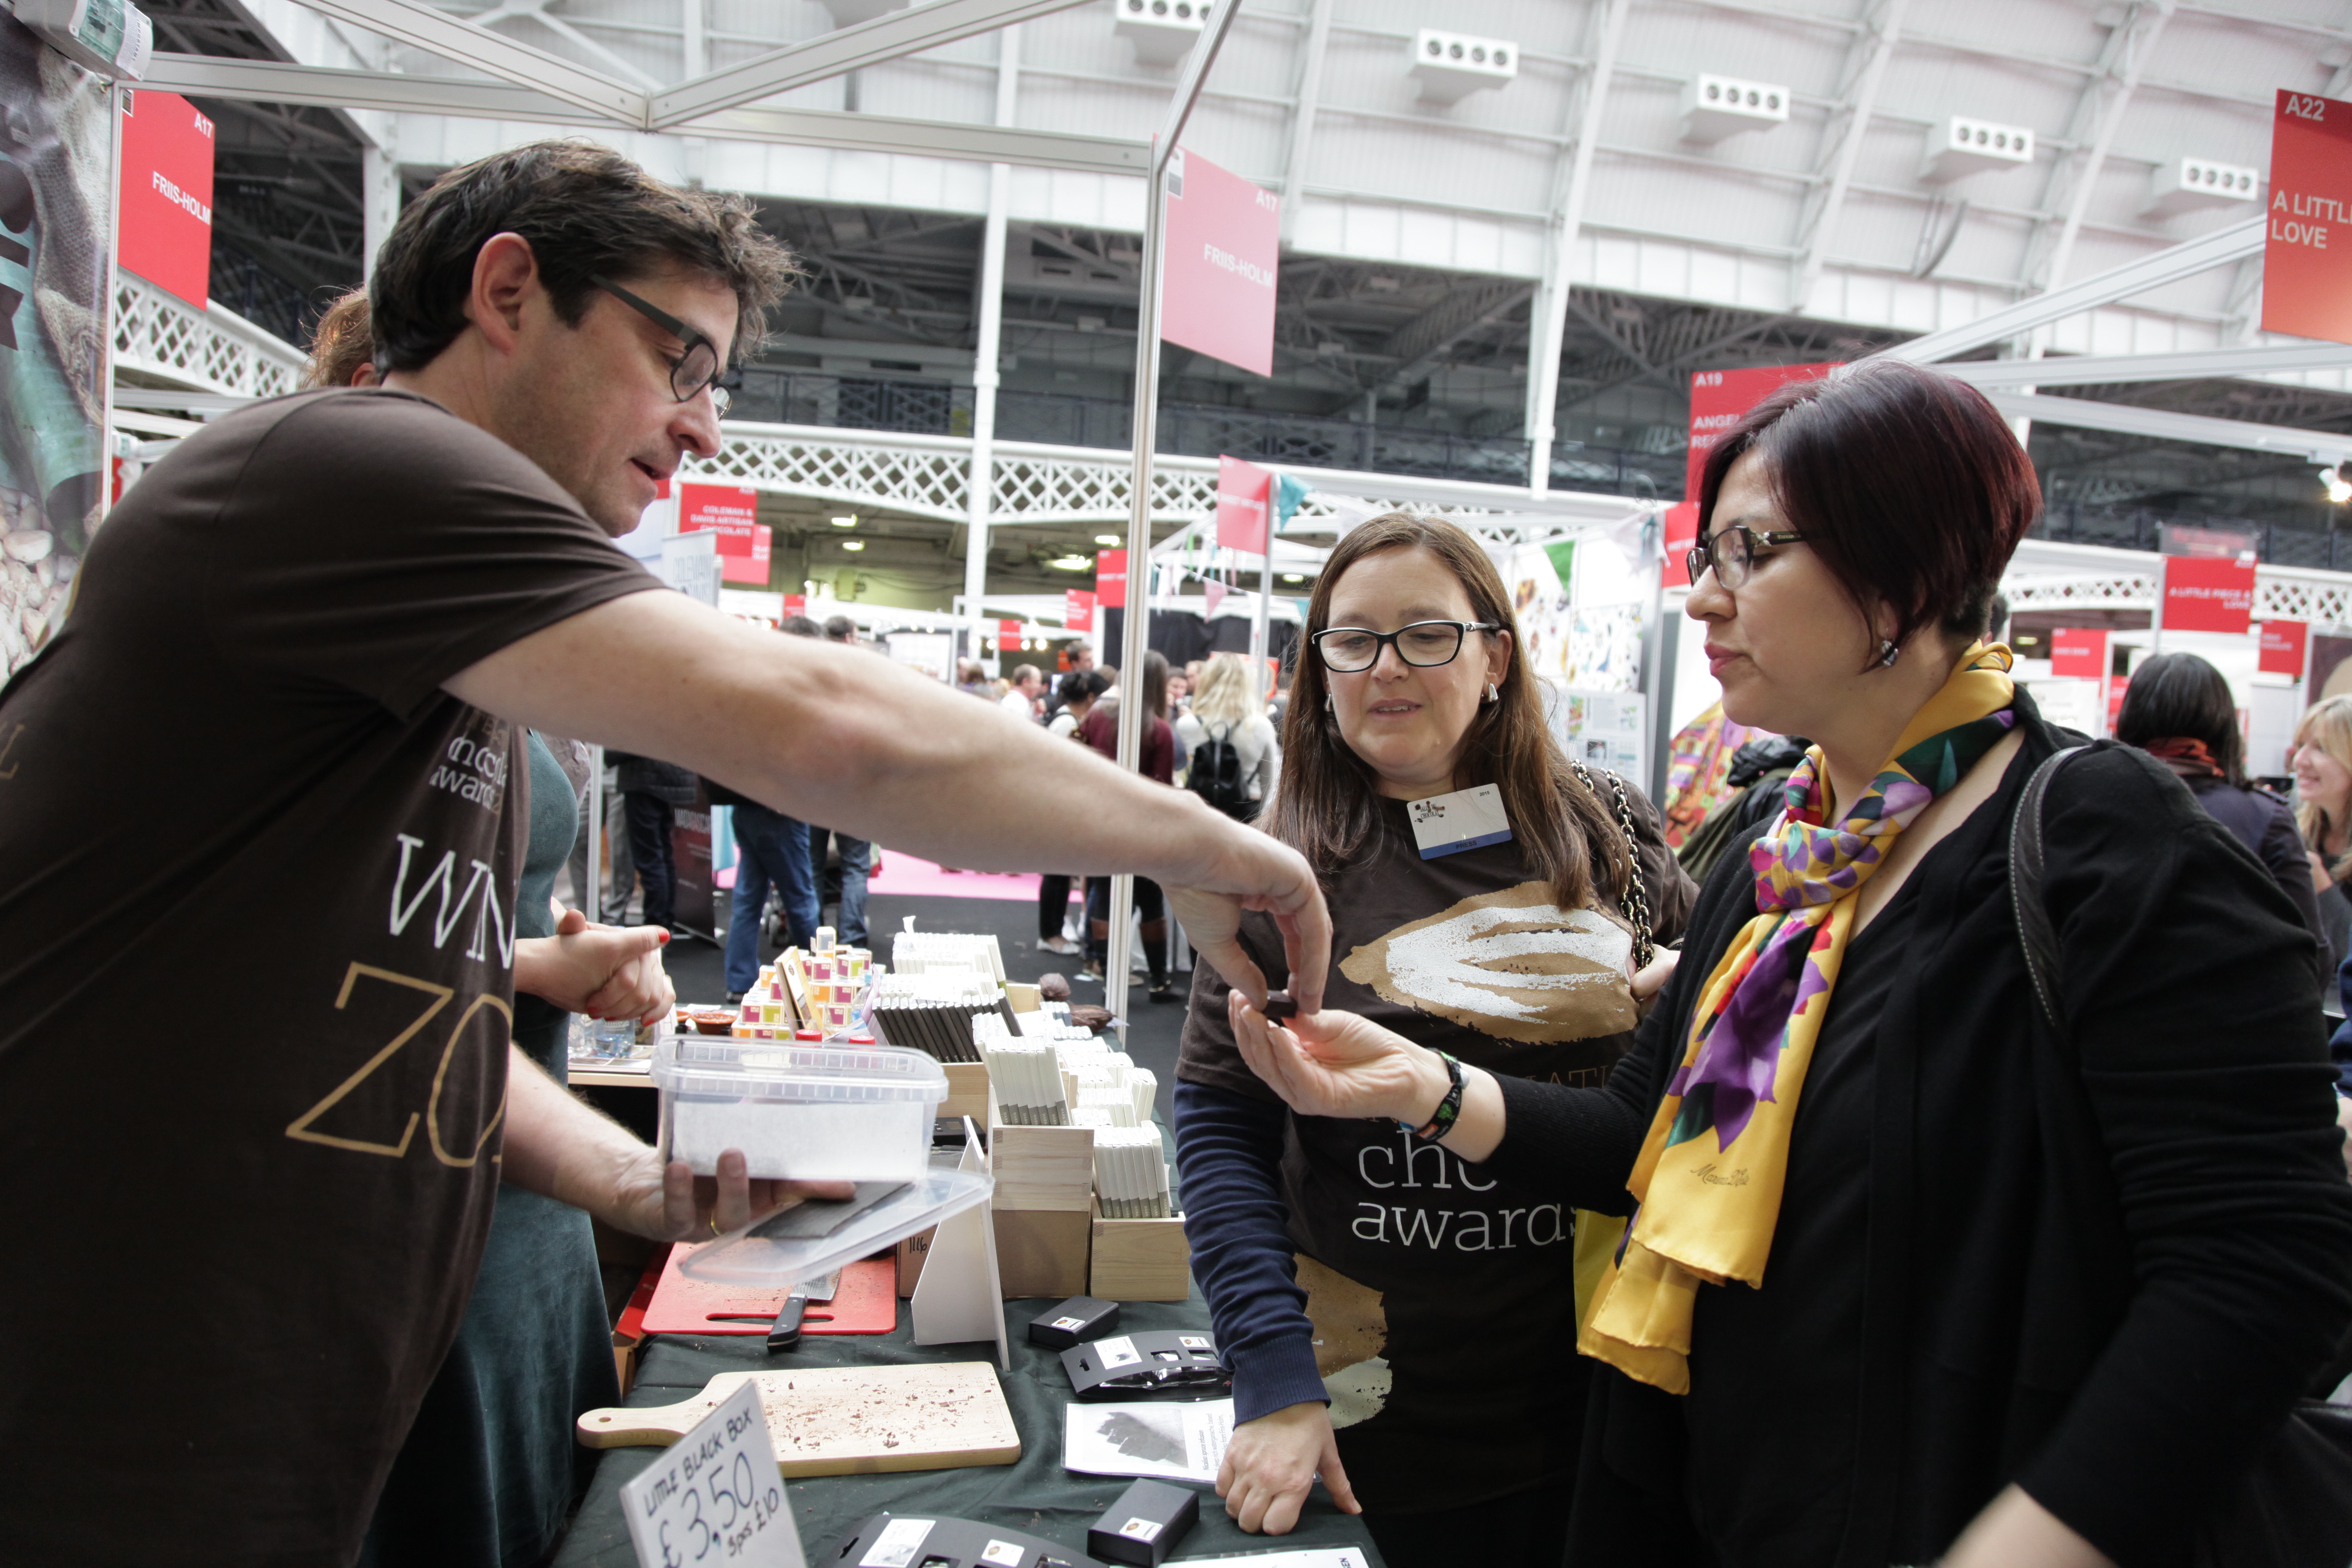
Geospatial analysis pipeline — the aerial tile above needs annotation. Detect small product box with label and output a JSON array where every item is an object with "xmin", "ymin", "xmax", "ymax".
[
  {"xmin": 1086, "ymin": 1479, "xmax": 1197, "ymax": 1567},
  {"xmin": 653, "ymin": 1036, "xmax": 945, "ymax": 1182}
]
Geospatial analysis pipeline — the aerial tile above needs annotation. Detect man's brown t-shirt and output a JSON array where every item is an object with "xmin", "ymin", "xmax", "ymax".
[{"xmin": 0, "ymin": 389, "xmax": 657, "ymax": 1563}]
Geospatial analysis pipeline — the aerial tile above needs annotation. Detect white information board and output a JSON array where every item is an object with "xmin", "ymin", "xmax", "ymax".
[{"xmin": 620, "ymin": 1379, "xmax": 807, "ymax": 1568}]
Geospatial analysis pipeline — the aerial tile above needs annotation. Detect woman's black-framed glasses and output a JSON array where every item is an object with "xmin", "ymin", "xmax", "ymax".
[
  {"xmin": 591, "ymin": 275, "xmax": 735, "ymax": 415},
  {"xmin": 1687, "ymin": 523, "xmax": 1805, "ymax": 589},
  {"xmin": 1312, "ymin": 620, "xmax": 1498, "ymax": 673}
]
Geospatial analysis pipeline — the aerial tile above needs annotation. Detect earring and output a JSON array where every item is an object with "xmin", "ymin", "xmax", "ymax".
[
  {"xmin": 1485, "ymin": 681, "xmax": 1500, "ymax": 703},
  {"xmin": 1877, "ymin": 639, "xmax": 1901, "ymax": 668},
  {"xmin": 1325, "ymin": 692, "xmax": 1335, "ymax": 712}
]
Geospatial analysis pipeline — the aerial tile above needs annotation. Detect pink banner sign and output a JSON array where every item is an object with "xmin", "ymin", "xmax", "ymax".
[
  {"xmin": 1216, "ymin": 455, "xmax": 1272, "ymax": 553},
  {"xmin": 1204, "ymin": 580, "xmax": 1228, "ymax": 615},
  {"xmin": 1162, "ymin": 146, "xmax": 1279, "ymax": 378},
  {"xmin": 1065, "ymin": 588, "xmax": 1095, "ymax": 633}
]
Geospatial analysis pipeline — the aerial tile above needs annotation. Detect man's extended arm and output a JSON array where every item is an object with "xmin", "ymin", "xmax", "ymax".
[{"xmin": 446, "ymin": 588, "xmax": 1330, "ymax": 1009}]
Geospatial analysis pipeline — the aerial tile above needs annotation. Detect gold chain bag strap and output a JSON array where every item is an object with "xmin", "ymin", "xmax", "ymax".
[{"xmin": 1571, "ymin": 761, "xmax": 1656, "ymax": 971}]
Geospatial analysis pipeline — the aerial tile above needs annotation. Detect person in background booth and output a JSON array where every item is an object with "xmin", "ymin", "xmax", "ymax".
[
  {"xmin": 2296, "ymin": 693, "xmax": 2352, "ymax": 1000},
  {"xmin": 1216, "ymin": 360, "xmax": 2352, "ymax": 1568},
  {"xmin": 2118, "ymin": 651, "xmax": 2326, "ymax": 990},
  {"xmin": 1175, "ymin": 513, "xmax": 1694, "ymax": 1568},
  {"xmin": 1174, "ymin": 652, "xmax": 1279, "ymax": 823},
  {"xmin": 1080, "ymin": 649, "xmax": 1181, "ymax": 1000}
]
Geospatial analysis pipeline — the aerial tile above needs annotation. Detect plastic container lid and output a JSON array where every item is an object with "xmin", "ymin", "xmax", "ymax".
[
  {"xmin": 653, "ymin": 1036, "xmax": 946, "ymax": 1100},
  {"xmin": 677, "ymin": 1165, "xmax": 995, "ymax": 1287}
]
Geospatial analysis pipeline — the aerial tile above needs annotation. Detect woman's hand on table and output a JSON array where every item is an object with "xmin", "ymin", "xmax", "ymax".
[
  {"xmin": 598, "ymin": 1145, "xmax": 855, "ymax": 1242},
  {"xmin": 1218, "ymin": 1401, "xmax": 1359, "ymax": 1535},
  {"xmin": 514, "ymin": 908, "xmax": 677, "ymax": 1022}
]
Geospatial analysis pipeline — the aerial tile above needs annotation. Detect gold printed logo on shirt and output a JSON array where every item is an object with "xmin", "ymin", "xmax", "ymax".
[{"xmin": 1339, "ymin": 881, "xmax": 1636, "ymax": 1043}]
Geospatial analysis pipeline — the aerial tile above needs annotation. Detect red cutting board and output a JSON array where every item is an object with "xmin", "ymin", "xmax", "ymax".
[{"xmin": 642, "ymin": 1250, "xmax": 897, "ymax": 1337}]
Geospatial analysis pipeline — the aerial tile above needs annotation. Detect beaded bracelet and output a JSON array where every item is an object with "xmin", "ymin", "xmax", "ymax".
[{"xmin": 1400, "ymin": 1050, "xmax": 1465, "ymax": 1142}]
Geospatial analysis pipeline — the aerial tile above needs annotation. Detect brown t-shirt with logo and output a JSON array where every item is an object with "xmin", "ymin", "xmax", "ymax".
[
  {"xmin": 1179, "ymin": 787, "xmax": 1693, "ymax": 1511},
  {"xmin": 0, "ymin": 389, "xmax": 657, "ymax": 1563}
]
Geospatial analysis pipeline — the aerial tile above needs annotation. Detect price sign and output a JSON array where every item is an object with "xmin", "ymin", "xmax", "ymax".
[{"xmin": 621, "ymin": 1380, "xmax": 806, "ymax": 1568}]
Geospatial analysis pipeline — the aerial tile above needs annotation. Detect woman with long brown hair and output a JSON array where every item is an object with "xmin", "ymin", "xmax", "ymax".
[{"xmin": 1172, "ymin": 514, "xmax": 1694, "ymax": 1567}]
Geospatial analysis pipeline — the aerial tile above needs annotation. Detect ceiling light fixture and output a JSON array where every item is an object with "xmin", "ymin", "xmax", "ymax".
[
  {"xmin": 1095, "ymin": 534, "xmax": 1122, "ymax": 545},
  {"xmin": 2323, "ymin": 465, "xmax": 2352, "ymax": 505},
  {"xmin": 842, "ymin": 539, "xmax": 867, "ymax": 552},
  {"xmin": 1282, "ymin": 573, "xmax": 1305, "ymax": 583},
  {"xmin": 831, "ymin": 515, "xmax": 857, "ymax": 527},
  {"xmin": 1050, "ymin": 554, "xmax": 1092, "ymax": 570}
]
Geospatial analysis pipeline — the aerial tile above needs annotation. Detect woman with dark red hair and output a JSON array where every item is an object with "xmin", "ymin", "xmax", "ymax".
[{"xmin": 1223, "ymin": 359, "xmax": 2352, "ymax": 1568}]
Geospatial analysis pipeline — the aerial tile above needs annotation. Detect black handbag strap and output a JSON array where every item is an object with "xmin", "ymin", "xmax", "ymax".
[{"xmin": 2008, "ymin": 744, "xmax": 2092, "ymax": 1029}]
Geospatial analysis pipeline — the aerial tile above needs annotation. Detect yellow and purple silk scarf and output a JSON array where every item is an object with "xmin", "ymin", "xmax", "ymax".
[{"xmin": 1580, "ymin": 644, "xmax": 2017, "ymax": 1394}]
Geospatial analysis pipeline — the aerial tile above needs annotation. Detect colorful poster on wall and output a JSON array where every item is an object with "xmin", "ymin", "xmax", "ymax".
[
  {"xmin": 677, "ymin": 482, "xmax": 770, "ymax": 585},
  {"xmin": 117, "ymin": 88, "xmax": 212, "ymax": 311},
  {"xmin": 2264, "ymin": 90, "xmax": 2352, "ymax": 345},
  {"xmin": 0, "ymin": 18, "xmax": 113, "ymax": 682},
  {"xmin": 1553, "ymin": 687, "xmax": 1649, "ymax": 781},
  {"xmin": 1161, "ymin": 146, "xmax": 1278, "ymax": 378}
]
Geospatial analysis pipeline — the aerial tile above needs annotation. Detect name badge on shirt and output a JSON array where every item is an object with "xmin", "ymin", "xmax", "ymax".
[{"xmin": 1408, "ymin": 784, "xmax": 1513, "ymax": 859}]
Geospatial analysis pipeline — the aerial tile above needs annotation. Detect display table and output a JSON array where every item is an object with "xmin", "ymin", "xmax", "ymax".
[{"xmin": 550, "ymin": 1293, "xmax": 1381, "ymax": 1567}]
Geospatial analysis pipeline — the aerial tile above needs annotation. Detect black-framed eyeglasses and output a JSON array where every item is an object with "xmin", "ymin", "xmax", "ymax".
[
  {"xmin": 1311, "ymin": 620, "xmax": 1498, "ymax": 673},
  {"xmin": 591, "ymin": 274, "xmax": 733, "ymax": 415},
  {"xmin": 1687, "ymin": 523, "xmax": 1806, "ymax": 589}
]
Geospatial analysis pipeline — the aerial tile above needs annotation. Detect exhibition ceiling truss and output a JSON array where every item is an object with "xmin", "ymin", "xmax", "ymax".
[{"xmin": 106, "ymin": 0, "xmax": 2352, "ymax": 549}]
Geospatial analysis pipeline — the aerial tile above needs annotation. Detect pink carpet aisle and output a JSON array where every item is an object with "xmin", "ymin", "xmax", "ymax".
[{"xmin": 864, "ymin": 851, "xmax": 1042, "ymax": 903}]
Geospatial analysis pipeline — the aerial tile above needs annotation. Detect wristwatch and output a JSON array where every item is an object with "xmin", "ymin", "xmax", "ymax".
[{"xmin": 1399, "ymin": 1050, "xmax": 1465, "ymax": 1141}]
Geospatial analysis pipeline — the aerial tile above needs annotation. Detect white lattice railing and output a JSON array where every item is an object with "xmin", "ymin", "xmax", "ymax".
[
  {"xmin": 696, "ymin": 424, "xmax": 1615, "ymax": 529},
  {"xmin": 2004, "ymin": 566, "xmax": 2352, "ymax": 628},
  {"xmin": 112, "ymin": 270, "xmax": 304, "ymax": 398}
]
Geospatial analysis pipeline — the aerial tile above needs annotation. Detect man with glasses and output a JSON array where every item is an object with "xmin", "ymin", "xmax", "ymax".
[{"xmin": 0, "ymin": 140, "xmax": 1330, "ymax": 1561}]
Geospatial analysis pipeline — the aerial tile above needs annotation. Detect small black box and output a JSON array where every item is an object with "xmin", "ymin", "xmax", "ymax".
[
  {"xmin": 1029, "ymin": 1295, "xmax": 1120, "ymax": 1349},
  {"xmin": 1086, "ymin": 1479, "xmax": 1198, "ymax": 1566}
]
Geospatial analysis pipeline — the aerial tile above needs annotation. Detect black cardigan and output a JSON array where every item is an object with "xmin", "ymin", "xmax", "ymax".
[{"xmin": 1487, "ymin": 696, "xmax": 2352, "ymax": 1568}]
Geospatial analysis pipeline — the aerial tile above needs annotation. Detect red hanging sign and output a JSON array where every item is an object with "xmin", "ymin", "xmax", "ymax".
[
  {"xmin": 2049, "ymin": 627, "xmax": 2109, "ymax": 679},
  {"xmin": 1661, "ymin": 501, "xmax": 1701, "ymax": 588},
  {"xmin": 1065, "ymin": 588, "xmax": 1096, "ymax": 633},
  {"xmin": 1095, "ymin": 549, "xmax": 1128, "ymax": 611},
  {"xmin": 677, "ymin": 483, "xmax": 770, "ymax": 585},
  {"xmin": 2261, "ymin": 617, "xmax": 2311, "ymax": 677},
  {"xmin": 2161, "ymin": 556, "xmax": 2256, "ymax": 634},
  {"xmin": 2264, "ymin": 90, "xmax": 2352, "ymax": 345},
  {"xmin": 999, "ymin": 619, "xmax": 1023, "ymax": 649},
  {"xmin": 1215, "ymin": 456, "xmax": 1272, "ymax": 553},
  {"xmin": 1686, "ymin": 364, "xmax": 1837, "ymax": 500},
  {"xmin": 782, "ymin": 593, "xmax": 806, "ymax": 616},
  {"xmin": 1161, "ymin": 147, "xmax": 1279, "ymax": 378},
  {"xmin": 118, "ymin": 90, "xmax": 215, "ymax": 311},
  {"xmin": 1204, "ymin": 580, "xmax": 1229, "ymax": 615}
]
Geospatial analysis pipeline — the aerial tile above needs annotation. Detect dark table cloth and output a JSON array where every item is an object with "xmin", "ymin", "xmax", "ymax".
[{"xmin": 551, "ymin": 1291, "xmax": 1383, "ymax": 1566}]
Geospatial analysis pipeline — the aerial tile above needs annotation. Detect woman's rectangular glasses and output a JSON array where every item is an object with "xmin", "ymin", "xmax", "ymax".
[
  {"xmin": 1687, "ymin": 524, "xmax": 1805, "ymax": 589},
  {"xmin": 1312, "ymin": 620, "xmax": 1498, "ymax": 672},
  {"xmin": 592, "ymin": 275, "xmax": 734, "ymax": 415}
]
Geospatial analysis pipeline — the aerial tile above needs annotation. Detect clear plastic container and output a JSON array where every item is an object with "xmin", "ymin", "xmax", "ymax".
[
  {"xmin": 652, "ymin": 1036, "xmax": 946, "ymax": 1182},
  {"xmin": 677, "ymin": 1165, "xmax": 994, "ymax": 1288}
]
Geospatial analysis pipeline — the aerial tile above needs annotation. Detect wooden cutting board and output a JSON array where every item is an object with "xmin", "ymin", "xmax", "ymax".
[{"xmin": 575, "ymin": 1362, "xmax": 1021, "ymax": 1478}]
